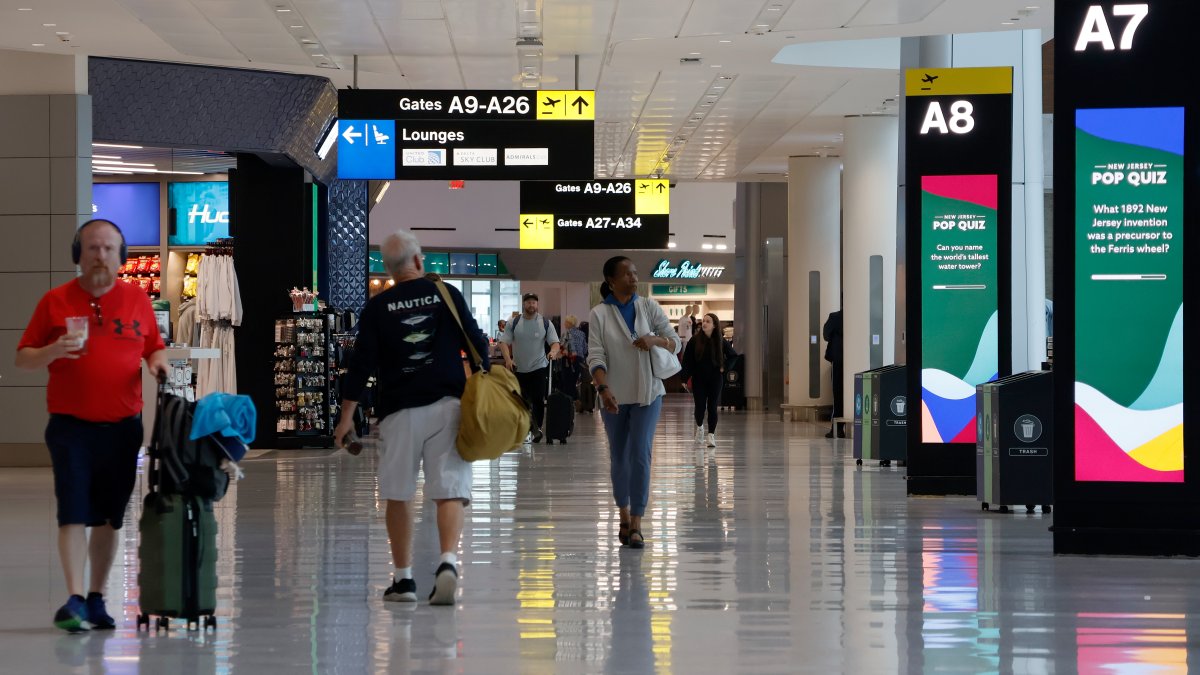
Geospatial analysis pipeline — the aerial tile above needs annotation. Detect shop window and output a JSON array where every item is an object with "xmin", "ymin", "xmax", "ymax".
[
  {"xmin": 477, "ymin": 253, "xmax": 498, "ymax": 275},
  {"xmin": 423, "ymin": 252, "xmax": 450, "ymax": 275},
  {"xmin": 450, "ymin": 253, "xmax": 477, "ymax": 276},
  {"xmin": 471, "ymin": 280, "xmax": 492, "ymax": 332},
  {"xmin": 499, "ymin": 279, "xmax": 521, "ymax": 321}
]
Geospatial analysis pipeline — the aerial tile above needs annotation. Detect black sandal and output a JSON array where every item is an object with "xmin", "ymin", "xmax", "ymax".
[
  {"xmin": 627, "ymin": 529, "xmax": 645, "ymax": 549},
  {"xmin": 618, "ymin": 521, "xmax": 631, "ymax": 546}
]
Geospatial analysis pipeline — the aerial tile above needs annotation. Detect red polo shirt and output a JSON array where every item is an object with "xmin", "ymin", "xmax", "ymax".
[{"xmin": 18, "ymin": 279, "xmax": 165, "ymax": 422}]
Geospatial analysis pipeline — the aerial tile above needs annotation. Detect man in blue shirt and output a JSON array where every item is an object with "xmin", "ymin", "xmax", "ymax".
[{"xmin": 334, "ymin": 228, "xmax": 489, "ymax": 607}]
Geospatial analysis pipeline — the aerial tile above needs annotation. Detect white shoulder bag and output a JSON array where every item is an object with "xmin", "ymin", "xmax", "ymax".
[{"xmin": 610, "ymin": 300, "xmax": 681, "ymax": 380}]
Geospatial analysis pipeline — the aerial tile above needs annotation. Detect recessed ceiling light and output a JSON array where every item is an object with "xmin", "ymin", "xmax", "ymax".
[
  {"xmin": 276, "ymin": 8, "xmax": 292, "ymax": 12},
  {"xmin": 55, "ymin": 31, "xmax": 67, "ymax": 35},
  {"xmin": 710, "ymin": 64, "xmax": 722, "ymax": 68},
  {"xmin": 93, "ymin": 143, "xmax": 143, "ymax": 149},
  {"xmin": 43, "ymin": 23, "xmax": 56, "ymax": 27},
  {"xmin": 31, "ymin": 43, "xmax": 44, "ymax": 47},
  {"xmin": 689, "ymin": 52, "xmax": 701, "ymax": 56},
  {"xmin": 311, "ymin": 53, "xmax": 324, "ymax": 57},
  {"xmin": 719, "ymin": 40, "xmax": 732, "ymax": 44},
  {"xmin": 290, "ymin": 25, "xmax": 304, "ymax": 29},
  {"xmin": 716, "ymin": 244, "xmax": 728, "ymax": 250},
  {"xmin": 17, "ymin": 8, "xmax": 33, "ymax": 11},
  {"xmin": 1001, "ymin": 21, "xmax": 1014, "ymax": 25},
  {"xmin": 702, "ymin": 244, "xmax": 714, "ymax": 250}
]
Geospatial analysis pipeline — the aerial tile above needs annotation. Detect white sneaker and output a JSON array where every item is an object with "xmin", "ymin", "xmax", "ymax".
[
  {"xmin": 706, "ymin": 433, "xmax": 717, "ymax": 448},
  {"xmin": 694, "ymin": 425, "xmax": 704, "ymax": 443}
]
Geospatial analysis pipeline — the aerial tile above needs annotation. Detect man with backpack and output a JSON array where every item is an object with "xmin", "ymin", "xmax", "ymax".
[{"xmin": 499, "ymin": 293, "xmax": 561, "ymax": 442}]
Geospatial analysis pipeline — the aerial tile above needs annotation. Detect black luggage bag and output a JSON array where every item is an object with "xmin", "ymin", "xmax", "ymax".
[
  {"xmin": 545, "ymin": 361, "xmax": 574, "ymax": 444},
  {"xmin": 136, "ymin": 385, "xmax": 225, "ymax": 633}
]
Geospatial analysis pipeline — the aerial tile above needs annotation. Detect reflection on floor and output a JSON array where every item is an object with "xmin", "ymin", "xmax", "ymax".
[{"xmin": 0, "ymin": 397, "xmax": 1197, "ymax": 673}]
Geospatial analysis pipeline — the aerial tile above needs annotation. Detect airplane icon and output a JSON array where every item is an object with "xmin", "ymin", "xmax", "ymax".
[
  {"xmin": 539, "ymin": 218, "xmax": 550, "ymax": 226},
  {"xmin": 543, "ymin": 96, "xmax": 561, "ymax": 108},
  {"xmin": 921, "ymin": 73, "xmax": 939, "ymax": 84},
  {"xmin": 639, "ymin": 183, "xmax": 649, "ymax": 192}
]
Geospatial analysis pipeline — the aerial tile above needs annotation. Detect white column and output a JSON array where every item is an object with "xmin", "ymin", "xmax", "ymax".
[
  {"xmin": 0, "ymin": 50, "xmax": 90, "ymax": 466},
  {"xmin": 948, "ymin": 30, "xmax": 1047, "ymax": 371},
  {"xmin": 786, "ymin": 157, "xmax": 841, "ymax": 409},
  {"xmin": 842, "ymin": 115, "xmax": 899, "ymax": 410}
]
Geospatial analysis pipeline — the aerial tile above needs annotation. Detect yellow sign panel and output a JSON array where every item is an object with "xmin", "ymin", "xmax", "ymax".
[
  {"xmin": 536, "ymin": 90, "xmax": 595, "ymax": 121},
  {"xmin": 519, "ymin": 213, "xmax": 554, "ymax": 249},
  {"xmin": 905, "ymin": 67, "xmax": 1013, "ymax": 97},
  {"xmin": 634, "ymin": 179, "xmax": 669, "ymax": 215}
]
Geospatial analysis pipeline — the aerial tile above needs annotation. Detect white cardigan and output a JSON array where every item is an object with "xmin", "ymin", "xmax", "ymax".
[{"xmin": 587, "ymin": 296, "xmax": 682, "ymax": 407}]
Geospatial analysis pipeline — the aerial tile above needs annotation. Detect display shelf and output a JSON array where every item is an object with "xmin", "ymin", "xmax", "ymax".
[{"xmin": 273, "ymin": 312, "xmax": 334, "ymax": 447}]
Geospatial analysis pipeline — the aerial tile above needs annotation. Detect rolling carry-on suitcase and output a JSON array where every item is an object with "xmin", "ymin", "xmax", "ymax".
[
  {"xmin": 545, "ymin": 362, "xmax": 574, "ymax": 445},
  {"xmin": 137, "ymin": 382, "xmax": 220, "ymax": 633}
]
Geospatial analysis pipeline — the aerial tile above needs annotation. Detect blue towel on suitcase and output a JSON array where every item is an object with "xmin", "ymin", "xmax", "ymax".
[{"xmin": 190, "ymin": 393, "xmax": 256, "ymax": 454}]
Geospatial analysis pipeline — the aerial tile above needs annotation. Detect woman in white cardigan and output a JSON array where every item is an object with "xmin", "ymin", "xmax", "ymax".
[{"xmin": 587, "ymin": 256, "xmax": 681, "ymax": 549}]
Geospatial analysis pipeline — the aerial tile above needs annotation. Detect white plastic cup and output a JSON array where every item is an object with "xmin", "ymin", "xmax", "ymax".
[{"xmin": 65, "ymin": 316, "xmax": 89, "ymax": 355}]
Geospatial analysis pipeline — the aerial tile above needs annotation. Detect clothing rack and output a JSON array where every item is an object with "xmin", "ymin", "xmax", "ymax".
[{"xmin": 204, "ymin": 238, "xmax": 234, "ymax": 256}]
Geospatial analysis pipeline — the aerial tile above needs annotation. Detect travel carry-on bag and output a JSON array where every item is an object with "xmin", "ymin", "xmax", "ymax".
[
  {"xmin": 545, "ymin": 360, "xmax": 574, "ymax": 445},
  {"xmin": 137, "ymin": 379, "xmax": 219, "ymax": 633},
  {"xmin": 578, "ymin": 376, "xmax": 597, "ymax": 414},
  {"xmin": 432, "ymin": 277, "xmax": 531, "ymax": 461}
]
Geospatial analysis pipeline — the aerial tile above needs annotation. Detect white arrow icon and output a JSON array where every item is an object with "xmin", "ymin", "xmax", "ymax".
[{"xmin": 342, "ymin": 125, "xmax": 362, "ymax": 144}]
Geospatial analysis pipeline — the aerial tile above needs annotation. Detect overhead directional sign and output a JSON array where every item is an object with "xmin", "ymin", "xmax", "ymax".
[
  {"xmin": 519, "ymin": 179, "xmax": 669, "ymax": 250},
  {"xmin": 338, "ymin": 89, "xmax": 594, "ymax": 180}
]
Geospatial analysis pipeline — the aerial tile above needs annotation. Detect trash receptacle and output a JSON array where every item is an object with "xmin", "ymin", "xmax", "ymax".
[
  {"xmin": 721, "ymin": 354, "xmax": 745, "ymax": 411},
  {"xmin": 854, "ymin": 364, "xmax": 907, "ymax": 466},
  {"xmin": 976, "ymin": 371, "xmax": 1053, "ymax": 513}
]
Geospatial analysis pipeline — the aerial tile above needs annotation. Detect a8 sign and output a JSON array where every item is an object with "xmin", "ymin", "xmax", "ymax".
[{"xmin": 919, "ymin": 100, "xmax": 976, "ymax": 135}]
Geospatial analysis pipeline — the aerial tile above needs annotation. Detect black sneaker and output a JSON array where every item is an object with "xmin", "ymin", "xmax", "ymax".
[
  {"xmin": 54, "ymin": 595, "xmax": 89, "ymax": 634},
  {"xmin": 531, "ymin": 426, "xmax": 544, "ymax": 443},
  {"xmin": 85, "ymin": 592, "xmax": 116, "ymax": 630},
  {"xmin": 428, "ymin": 563, "xmax": 458, "ymax": 606},
  {"xmin": 383, "ymin": 578, "xmax": 417, "ymax": 603}
]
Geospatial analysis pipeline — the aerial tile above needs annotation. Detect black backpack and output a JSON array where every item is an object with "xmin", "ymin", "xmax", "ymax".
[{"xmin": 151, "ymin": 394, "xmax": 230, "ymax": 501}]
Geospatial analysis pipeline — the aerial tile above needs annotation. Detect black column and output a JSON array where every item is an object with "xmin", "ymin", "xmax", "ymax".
[
  {"xmin": 323, "ymin": 179, "xmax": 369, "ymax": 316},
  {"xmin": 230, "ymin": 153, "xmax": 311, "ymax": 448}
]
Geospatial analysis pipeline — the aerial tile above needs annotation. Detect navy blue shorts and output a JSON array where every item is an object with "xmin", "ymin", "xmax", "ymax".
[{"xmin": 45, "ymin": 414, "xmax": 142, "ymax": 529}]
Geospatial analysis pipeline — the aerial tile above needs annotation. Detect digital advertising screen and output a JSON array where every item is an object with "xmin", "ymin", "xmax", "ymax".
[
  {"xmin": 168, "ymin": 181, "xmax": 229, "ymax": 246},
  {"xmin": 92, "ymin": 183, "xmax": 160, "ymax": 246},
  {"xmin": 1073, "ymin": 107, "xmax": 1184, "ymax": 483},
  {"xmin": 920, "ymin": 175, "xmax": 999, "ymax": 444}
]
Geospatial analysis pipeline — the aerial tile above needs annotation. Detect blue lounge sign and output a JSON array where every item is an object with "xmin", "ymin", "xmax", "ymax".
[{"xmin": 652, "ymin": 259, "xmax": 725, "ymax": 279}]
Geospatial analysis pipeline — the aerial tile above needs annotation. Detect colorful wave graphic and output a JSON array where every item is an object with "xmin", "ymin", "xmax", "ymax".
[
  {"xmin": 1075, "ymin": 381, "xmax": 1182, "ymax": 483},
  {"xmin": 921, "ymin": 311, "xmax": 999, "ymax": 444}
]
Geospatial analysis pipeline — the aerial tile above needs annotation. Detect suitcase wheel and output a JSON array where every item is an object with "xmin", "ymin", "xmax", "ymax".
[
  {"xmin": 156, "ymin": 616, "xmax": 169, "ymax": 632},
  {"xmin": 137, "ymin": 613, "xmax": 149, "ymax": 631},
  {"xmin": 997, "ymin": 505, "xmax": 1011, "ymax": 514},
  {"xmin": 855, "ymin": 459, "xmax": 863, "ymax": 466},
  {"xmin": 205, "ymin": 615, "xmax": 217, "ymax": 631},
  {"xmin": 1042, "ymin": 505, "xmax": 1052, "ymax": 514},
  {"xmin": 1026, "ymin": 504, "xmax": 1036, "ymax": 514},
  {"xmin": 982, "ymin": 502, "xmax": 990, "ymax": 511}
]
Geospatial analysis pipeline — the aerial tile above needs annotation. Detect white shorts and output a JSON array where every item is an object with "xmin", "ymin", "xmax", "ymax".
[{"xmin": 377, "ymin": 397, "xmax": 472, "ymax": 504}]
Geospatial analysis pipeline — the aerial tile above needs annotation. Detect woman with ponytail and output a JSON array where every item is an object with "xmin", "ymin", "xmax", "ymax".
[{"xmin": 681, "ymin": 313, "xmax": 737, "ymax": 447}]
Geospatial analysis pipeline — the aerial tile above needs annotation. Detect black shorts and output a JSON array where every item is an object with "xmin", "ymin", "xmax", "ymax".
[{"xmin": 45, "ymin": 414, "xmax": 142, "ymax": 529}]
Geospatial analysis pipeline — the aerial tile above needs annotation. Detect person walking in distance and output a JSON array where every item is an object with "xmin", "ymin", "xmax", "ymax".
[
  {"xmin": 15, "ymin": 219, "xmax": 168, "ymax": 632},
  {"xmin": 682, "ymin": 313, "xmax": 737, "ymax": 447},
  {"xmin": 823, "ymin": 310, "xmax": 845, "ymax": 438},
  {"xmin": 333, "ymin": 228, "xmax": 490, "ymax": 606},
  {"xmin": 499, "ymin": 293, "xmax": 561, "ymax": 442},
  {"xmin": 588, "ymin": 256, "xmax": 681, "ymax": 549}
]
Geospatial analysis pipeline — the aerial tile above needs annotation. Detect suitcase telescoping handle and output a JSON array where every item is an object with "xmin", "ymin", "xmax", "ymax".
[{"xmin": 148, "ymin": 371, "xmax": 169, "ymax": 494}]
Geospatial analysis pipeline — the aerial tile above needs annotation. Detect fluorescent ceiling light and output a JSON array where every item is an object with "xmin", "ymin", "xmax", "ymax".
[
  {"xmin": 31, "ymin": 43, "xmax": 45, "ymax": 47},
  {"xmin": 93, "ymin": 143, "xmax": 143, "ymax": 149},
  {"xmin": 375, "ymin": 181, "xmax": 391, "ymax": 204},
  {"xmin": 702, "ymin": 244, "xmax": 714, "ymax": 250},
  {"xmin": 316, "ymin": 120, "xmax": 338, "ymax": 159},
  {"xmin": 92, "ymin": 159, "xmax": 155, "ymax": 167},
  {"xmin": 92, "ymin": 154, "xmax": 122, "ymax": 160},
  {"xmin": 715, "ymin": 244, "xmax": 728, "ymax": 250},
  {"xmin": 667, "ymin": 242, "xmax": 678, "ymax": 248}
]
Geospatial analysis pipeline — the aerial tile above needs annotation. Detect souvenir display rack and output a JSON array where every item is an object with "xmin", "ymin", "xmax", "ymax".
[{"xmin": 274, "ymin": 312, "xmax": 334, "ymax": 448}]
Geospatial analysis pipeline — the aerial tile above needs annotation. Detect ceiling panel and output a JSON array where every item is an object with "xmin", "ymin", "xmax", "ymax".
[
  {"xmin": 366, "ymin": 0, "xmax": 445, "ymax": 21},
  {"xmin": 113, "ymin": 0, "xmax": 244, "ymax": 61},
  {"xmin": 776, "ymin": 0, "xmax": 870, "ymax": 31},
  {"xmin": 379, "ymin": 20, "xmax": 455, "ymax": 55},
  {"xmin": 848, "ymin": 0, "xmax": 948, "ymax": 27},
  {"xmin": 609, "ymin": 0, "xmax": 690, "ymax": 42},
  {"xmin": 679, "ymin": 0, "xmax": 762, "ymax": 37}
]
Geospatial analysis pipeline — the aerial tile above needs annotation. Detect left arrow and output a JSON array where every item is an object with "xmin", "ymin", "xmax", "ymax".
[
  {"xmin": 523, "ymin": 218, "xmax": 533, "ymax": 227},
  {"xmin": 342, "ymin": 125, "xmax": 362, "ymax": 144}
]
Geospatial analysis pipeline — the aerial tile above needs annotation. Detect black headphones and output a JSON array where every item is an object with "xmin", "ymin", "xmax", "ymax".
[{"xmin": 71, "ymin": 219, "xmax": 128, "ymax": 265}]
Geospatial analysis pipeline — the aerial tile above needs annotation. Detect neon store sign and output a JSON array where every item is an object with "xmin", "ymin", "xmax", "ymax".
[{"xmin": 652, "ymin": 259, "xmax": 725, "ymax": 279}]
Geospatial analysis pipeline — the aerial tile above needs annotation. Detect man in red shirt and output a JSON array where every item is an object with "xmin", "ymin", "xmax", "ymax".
[{"xmin": 15, "ymin": 219, "xmax": 167, "ymax": 633}]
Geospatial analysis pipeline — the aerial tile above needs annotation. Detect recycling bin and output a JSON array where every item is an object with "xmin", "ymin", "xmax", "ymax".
[{"xmin": 854, "ymin": 364, "xmax": 908, "ymax": 466}]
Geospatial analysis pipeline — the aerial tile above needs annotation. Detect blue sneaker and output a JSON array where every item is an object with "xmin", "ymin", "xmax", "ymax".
[
  {"xmin": 54, "ymin": 595, "xmax": 89, "ymax": 633},
  {"xmin": 86, "ymin": 593, "xmax": 116, "ymax": 630}
]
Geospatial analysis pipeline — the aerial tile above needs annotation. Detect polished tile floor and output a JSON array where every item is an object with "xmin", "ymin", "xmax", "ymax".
[{"xmin": 2, "ymin": 397, "xmax": 1199, "ymax": 674}]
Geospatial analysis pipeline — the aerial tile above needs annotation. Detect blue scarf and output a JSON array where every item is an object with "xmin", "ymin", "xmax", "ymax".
[{"xmin": 604, "ymin": 293, "xmax": 638, "ymax": 336}]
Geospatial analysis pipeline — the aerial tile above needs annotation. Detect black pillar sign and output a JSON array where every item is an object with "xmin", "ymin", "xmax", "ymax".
[
  {"xmin": 337, "ymin": 90, "xmax": 595, "ymax": 180},
  {"xmin": 904, "ymin": 67, "xmax": 1014, "ymax": 496},
  {"xmin": 1053, "ymin": 0, "xmax": 1200, "ymax": 556}
]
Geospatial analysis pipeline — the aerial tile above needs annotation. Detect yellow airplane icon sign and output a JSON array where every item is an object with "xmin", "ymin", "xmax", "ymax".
[
  {"xmin": 634, "ymin": 179, "xmax": 669, "ymax": 214},
  {"xmin": 537, "ymin": 91, "xmax": 595, "ymax": 121},
  {"xmin": 519, "ymin": 213, "xmax": 554, "ymax": 249}
]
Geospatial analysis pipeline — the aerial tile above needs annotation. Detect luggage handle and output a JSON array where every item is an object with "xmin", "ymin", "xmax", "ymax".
[{"xmin": 148, "ymin": 371, "xmax": 168, "ymax": 494}]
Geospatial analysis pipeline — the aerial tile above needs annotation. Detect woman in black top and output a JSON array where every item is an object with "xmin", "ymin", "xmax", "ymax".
[{"xmin": 681, "ymin": 313, "xmax": 737, "ymax": 447}]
